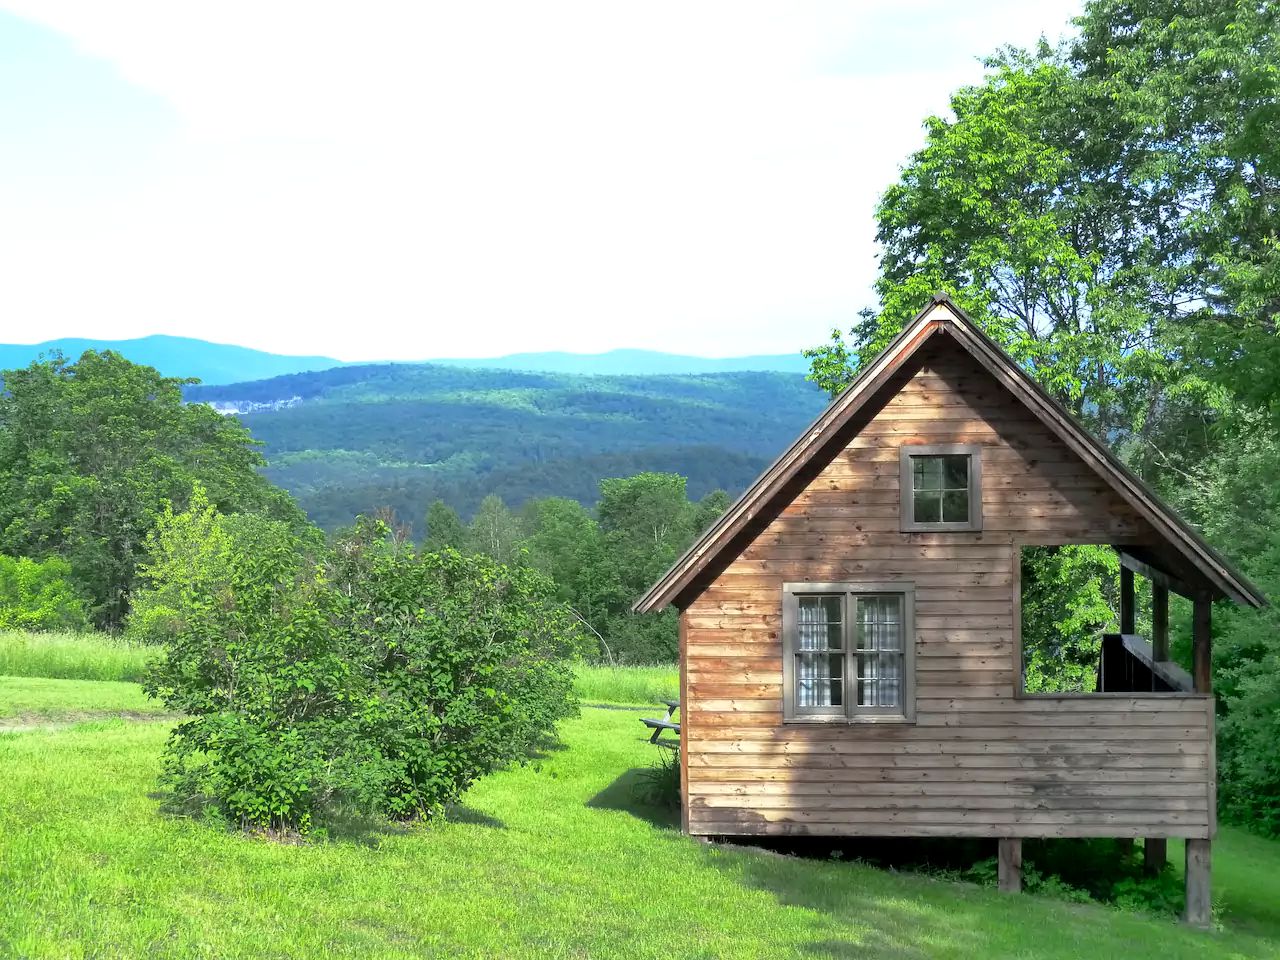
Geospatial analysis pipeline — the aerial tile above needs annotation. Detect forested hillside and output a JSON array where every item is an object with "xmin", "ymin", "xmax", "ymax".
[{"xmin": 186, "ymin": 364, "xmax": 826, "ymax": 530}]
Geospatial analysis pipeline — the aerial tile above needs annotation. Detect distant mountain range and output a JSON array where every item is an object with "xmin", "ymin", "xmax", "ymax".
[
  {"xmin": 0, "ymin": 335, "xmax": 342, "ymax": 386},
  {"xmin": 428, "ymin": 348, "xmax": 811, "ymax": 376},
  {"xmin": 0, "ymin": 336, "xmax": 811, "ymax": 384},
  {"xmin": 186, "ymin": 362, "xmax": 828, "ymax": 530}
]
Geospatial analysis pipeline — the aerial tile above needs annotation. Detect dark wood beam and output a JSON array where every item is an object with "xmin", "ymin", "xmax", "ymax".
[
  {"xmin": 1120, "ymin": 566, "xmax": 1136, "ymax": 635},
  {"xmin": 1193, "ymin": 597, "xmax": 1213, "ymax": 694},
  {"xmin": 1152, "ymin": 583, "xmax": 1169, "ymax": 662},
  {"xmin": 1117, "ymin": 550, "xmax": 1203, "ymax": 602}
]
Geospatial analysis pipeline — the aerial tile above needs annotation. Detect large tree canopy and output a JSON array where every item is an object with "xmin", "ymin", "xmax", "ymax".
[
  {"xmin": 807, "ymin": 0, "xmax": 1280, "ymax": 835},
  {"xmin": 0, "ymin": 350, "xmax": 311, "ymax": 629}
]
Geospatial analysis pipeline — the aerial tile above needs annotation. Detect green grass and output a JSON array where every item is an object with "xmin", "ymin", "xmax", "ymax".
[
  {"xmin": 0, "ymin": 676, "xmax": 166, "ymax": 723},
  {"xmin": 573, "ymin": 663, "xmax": 678, "ymax": 705},
  {"xmin": 0, "ymin": 630, "xmax": 154, "ymax": 682},
  {"xmin": 0, "ymin": 680, "xmax": 1277, "ymax": 959}
]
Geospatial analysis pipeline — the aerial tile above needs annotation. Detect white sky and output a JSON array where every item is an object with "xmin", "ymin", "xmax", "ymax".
[{"xmin": 0, "ymin": 2, "xmax": 1081, "ymax": 361}]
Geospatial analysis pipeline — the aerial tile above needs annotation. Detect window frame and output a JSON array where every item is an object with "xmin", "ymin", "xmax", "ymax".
[
  {"xmin": 782, "ymin": 581, "xmax": 916, "ymax": 724},
  {"xmin": 899, "ymin": 444, "xmax": 984, "ymax": 533}
]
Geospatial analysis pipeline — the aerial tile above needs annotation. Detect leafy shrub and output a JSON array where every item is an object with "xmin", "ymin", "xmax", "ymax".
[
  {"xmin": 137, "ymin": 498, "xmax": 581, "ymax": 835},
  {"xmin": 331, "ymin": 520, "xmax": 582, "ymax": 820},
  {"xmin": 0, "ymin": 554, "xmax": 88, "ymax": 632}
]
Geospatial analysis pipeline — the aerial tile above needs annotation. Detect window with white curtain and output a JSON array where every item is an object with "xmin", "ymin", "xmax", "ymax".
[{"xmin": 783, "ymin": 583, "xmax": 915, "ymax": 721}]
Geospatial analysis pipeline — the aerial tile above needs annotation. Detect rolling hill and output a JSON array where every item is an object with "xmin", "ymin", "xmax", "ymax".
[
  {"xmin": 0, "ymin": 336, "xmax": 813, "ymax": 385},
  {"xmin": 187, "ymin": 363, "xmax": 828, "ymax": 531},
  {"xmin": 0, "ymin": 335, "xmax": 343, "ymax": 386}
]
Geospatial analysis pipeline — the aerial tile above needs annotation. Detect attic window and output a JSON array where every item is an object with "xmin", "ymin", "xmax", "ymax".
[{"xmin": 899, "ymin": 445, "xmax": 983, "ymax": 532}]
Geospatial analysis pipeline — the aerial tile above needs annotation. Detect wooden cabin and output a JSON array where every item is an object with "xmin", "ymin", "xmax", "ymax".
[{"xmin": 633, "ymin": 294, "xmax": 1266, "ymax": 926}]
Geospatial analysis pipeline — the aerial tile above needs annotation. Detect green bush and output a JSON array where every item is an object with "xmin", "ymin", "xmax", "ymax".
[
  {"xmin": 0, "ymin": 554, "xmax": 88, "ymax": 632},
  {"xmin": 137, "ymin": 498, "xmax": 581, "ymax": 835}
]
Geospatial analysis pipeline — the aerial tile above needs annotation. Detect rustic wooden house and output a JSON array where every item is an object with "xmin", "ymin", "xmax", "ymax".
[{"xmin": 633, "ymin": 294, "xmax": 1266, "ymax": 925}]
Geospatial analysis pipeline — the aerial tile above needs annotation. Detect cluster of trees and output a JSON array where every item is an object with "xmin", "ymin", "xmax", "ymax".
[
  {"xmin": 0, "ymin": 351, "xmax": 311, "ymax": 631},
  {"xmin": 418, "ymin": 475, "xmax": 730, "ymax": 663},
  {"xmin": 807, "ymin": 0, "xmax": 1280, "ymax": 834}
]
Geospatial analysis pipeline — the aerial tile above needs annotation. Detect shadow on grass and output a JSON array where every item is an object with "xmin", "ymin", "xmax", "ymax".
[
  {"xmin": 697, "ymin": 840, "xmax": 1006, "ymax": 960},
  {"xmin": 443, "ymin": 804, "xmax": 506, "ymax": 829},
  {"xmin": 586, "ymin": 767, "xmax": 680, "ymax": 830}
]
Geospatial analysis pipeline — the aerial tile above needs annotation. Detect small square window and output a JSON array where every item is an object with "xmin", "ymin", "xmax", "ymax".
[{"xmin": 899, "ymin": 445, "xmax": 983, "ymax": 532}]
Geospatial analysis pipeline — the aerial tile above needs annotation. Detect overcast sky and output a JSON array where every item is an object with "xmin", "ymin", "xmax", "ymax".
[{"xmin": 0, "ymin": 2, "xmax": 1082, "ymax": 361}]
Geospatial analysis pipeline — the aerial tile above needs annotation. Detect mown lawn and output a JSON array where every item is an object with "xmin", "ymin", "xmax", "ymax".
[
  {"xmin": 1, "ymin": 679, "xmax": 1278, "ymax": 959},
  {"xmin": 0, "ymin": 675, "xmax": 169, "ymax": 724}
]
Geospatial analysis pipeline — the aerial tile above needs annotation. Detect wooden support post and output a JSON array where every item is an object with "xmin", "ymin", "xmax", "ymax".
[
  {"xmin": 1185, "ymin": 838, "xmax": 1212, "ymax": 928},
  {"xmin": 1119, "ymin": 566, "xmax": 1136, "ymax": 635},
  {"xmin": 998, "ymin": 838, "xmax": 1022, "ymax": 894},
  {"xmin": 1192, "ymin": 596, "xmax": 1213, "ymax": 694},
  {"xmin": 1151, "ymin": 584, "xmax": 1169, "ymax": 662},
  {"xmin": 1144, "ymin": 838, "xmax": 1167, "ymax": 874}
]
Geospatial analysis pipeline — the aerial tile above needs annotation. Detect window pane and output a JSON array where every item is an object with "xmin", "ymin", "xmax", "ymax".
[
  {"xmin": 942, "ymin": 455, "xmax": 969, "ymax": 489},
  {"xmin": 912, "ymin": 456, "xmax": 942, "ymax": 491},
  {"xmin": 796, "ymin": 653, "xmax": 844, "ymax": 707},
  {"xmin": 797, "ymin": 595, "xmax": 842, "ymax": 650},
  {"xmin": 942, "ymin": 490, "xmax": 969, "ymax": 523},
  {"xmin": 857, "ymin": 653, "xmax": 902, "ymax": 707},
  {"xmin": 855, "ymin": 595, "xmax": 905, "ymax": 708},
  {"xmin": 913, "ymin": 491, "xmax": 941, "ymax": 524}
]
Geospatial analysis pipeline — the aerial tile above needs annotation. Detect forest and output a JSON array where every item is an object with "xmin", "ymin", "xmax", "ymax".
[{"xmin": 185, "ymin": 363, "xmax": 825, "ymax": 527}]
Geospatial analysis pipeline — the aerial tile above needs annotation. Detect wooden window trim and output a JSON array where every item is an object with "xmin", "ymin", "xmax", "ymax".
[
  {"xmin": 782, "ymin": 581, "xmax": 916, "ymax": 724},
  {"xmin": 899, "ymin": 444, "xmax": 984, "ymax": 532}
]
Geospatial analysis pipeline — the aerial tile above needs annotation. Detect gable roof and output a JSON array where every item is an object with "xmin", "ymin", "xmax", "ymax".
[{"xmin": 634, "ymin": 294, "xmax": 1267, "ymax": 612}]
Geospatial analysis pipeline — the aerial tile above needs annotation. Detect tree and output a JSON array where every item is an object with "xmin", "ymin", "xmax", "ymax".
[
  {"xmin": 693, "ymin": 489, "xmax": 732, "ymax": 535},
  {"xmin": 0, "ymin": 351, "xmax": 310, "ymax": 629},
  {"xmin": 0, "ymin": 554, "xmax": 88, "ymax": 632},
  {"xmin": 422, "ymin": 499, "xmax": 466, "ymax": 553},
  {"xmin": 467, "ymin": 494, "xmax": 521, "ymax": 563}
]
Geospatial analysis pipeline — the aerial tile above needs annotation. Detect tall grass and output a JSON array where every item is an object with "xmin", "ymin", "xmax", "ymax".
[
  {"xmin": 573, "ymin": 664, "xmax": 678, "ymax": 706},
  {"xmin": 0, "ymin": 629, "xmax": 677, "ymax": 704},
  {"xmin": 0, "ymin": 630, "xmax": 154, "ymax": 683}
]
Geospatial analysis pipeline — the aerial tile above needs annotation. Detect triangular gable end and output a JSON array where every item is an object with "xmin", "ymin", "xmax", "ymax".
[{"xmin": 634, "ymin": 294, "xmax": 1266, "ymax": 613}]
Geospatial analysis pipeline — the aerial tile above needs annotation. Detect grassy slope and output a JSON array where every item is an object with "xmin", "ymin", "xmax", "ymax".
[{"xmin": 0, "ymin": 683, "xmax": 1277, "ymax": 959}]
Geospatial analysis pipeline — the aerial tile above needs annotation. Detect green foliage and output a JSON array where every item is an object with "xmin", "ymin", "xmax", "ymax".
[
  {"xmin": 0, "ymin": 350, "xmax": 313, "ymax": 630},
  {"xmin": 0, "ymin": 554, "xmax": 88, "ymax": 632},
  {"xmin": 466, "ymin": 494, "xmax": 521, "ymax": 564},
  {"xmin": 421, "ymin": 499, "xmax": 466, "ymax": 553},
  {"xmin": 1181, "ymin": 412, "xmax": 1280, "ymax": 835},
  {"xmin": 135, "ymin": 499, "xmax": 581, "ymax": 834},
  {"xmin": 1020, "ymin": 546, "xmax": 1118, "ymax": 693}
]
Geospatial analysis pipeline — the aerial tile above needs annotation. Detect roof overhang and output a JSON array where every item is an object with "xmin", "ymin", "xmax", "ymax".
[{"xmin": 633, "ymin": 294, "xmax": 1267, "ymax": 613}]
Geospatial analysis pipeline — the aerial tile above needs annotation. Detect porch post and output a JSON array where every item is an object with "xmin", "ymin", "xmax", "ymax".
[
  {"xmin": 1119, "ymin": 565, "xmax": 1136, "ymax": 635},
  {"xmin": 1144, "ymin": 583, "xmax": 1171, "ymax": 873},
  {"xmin": 1184, "ymin": 596, "xmax": 1213, "ymax": 927},
  {"xmin": 998, "ymin": 838, "xmax": 1022, "ymax": 893}
]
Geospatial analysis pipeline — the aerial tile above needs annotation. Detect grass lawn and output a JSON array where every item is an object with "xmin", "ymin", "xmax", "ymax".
[
  {"xmin": 1, "ymin": 680, "xmax": 1278, "ymax": 959},
  {"xmin": 0, "ymin": 675, "xmax": 169, "ymax": 725}
]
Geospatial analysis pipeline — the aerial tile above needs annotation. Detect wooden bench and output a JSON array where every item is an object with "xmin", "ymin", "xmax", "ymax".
[{"xmin": 640, "ymin": 698, "xmax": 681, "ymax": 747}]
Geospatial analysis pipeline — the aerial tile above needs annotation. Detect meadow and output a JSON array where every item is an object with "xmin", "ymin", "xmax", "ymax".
[{"xmin": 1, "ymin": 638, "xmax": 1278, "ymax": 959}]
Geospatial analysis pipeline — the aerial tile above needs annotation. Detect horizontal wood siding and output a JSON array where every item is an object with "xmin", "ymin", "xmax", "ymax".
[{"xmin": 682, "ymin": 343, "xmax": 1214, "ymax": 839}]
